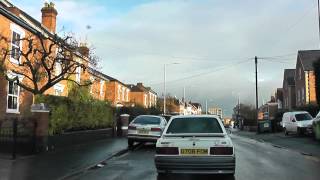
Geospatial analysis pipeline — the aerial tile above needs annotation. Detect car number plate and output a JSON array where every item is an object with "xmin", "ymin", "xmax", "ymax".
[
  {"xmin": 180, "ymin": 149, "xmax": 208, "ymax": 155},
  {"xmin": 138, "ymin": 130, "xmax": 149, "ymax": 134}
]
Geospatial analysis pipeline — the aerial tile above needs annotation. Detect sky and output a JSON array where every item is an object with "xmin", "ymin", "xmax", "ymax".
[{"xmin": 10, "ymin": 0, "xmax": 320, "ymax": 116}]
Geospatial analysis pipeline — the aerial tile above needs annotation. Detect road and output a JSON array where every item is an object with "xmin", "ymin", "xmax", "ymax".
[{"xmin": 71, "ymin": 134, "xmax": 320, "ymax": 180}]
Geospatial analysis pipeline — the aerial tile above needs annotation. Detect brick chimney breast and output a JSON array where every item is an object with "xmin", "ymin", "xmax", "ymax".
[{"xmin": 41, "ymin": 2, "xmax": 58, "ymax": 33}]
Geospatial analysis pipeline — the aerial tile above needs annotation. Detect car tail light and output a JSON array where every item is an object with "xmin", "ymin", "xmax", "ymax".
[
  {"xmin": 128, "ymin": 126, "xmax": 136, "ymax": 130},
  {"xmin": 156, "ymin": 147, "xmax": 179, "ymax": 155},
  {"xmin": 210, "ymin": 147, "xmax": 233, "ymax": 155},
  {"xmin": 151, "ymin": 127, "xmax": 161, "ymax": 131}
]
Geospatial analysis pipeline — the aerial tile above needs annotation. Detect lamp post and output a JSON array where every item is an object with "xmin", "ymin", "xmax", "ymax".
[{"xmin": 163, "ymin": 63, "xmax": 180, "ymax": 115}]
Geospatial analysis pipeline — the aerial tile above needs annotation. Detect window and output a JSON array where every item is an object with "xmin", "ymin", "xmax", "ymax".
[
  {"xmin": 133, "ymin": 116, "xmax": 161, "ymax": 125},
  {"xmin": 122, "ymin": 86, "xmax": 125, "ymax": 101},
  {"xmin": 144, "ymin": 94, "xmax": 147, "ymax": 107},
  {"xmin": 166, "ymin": 117, "xmax": 223, "ymax": 134},
  {"xmin": 10, "ymin": 24, "xmax": 24, "ymax": 64},
  {"xmin": 117, "ymin": 85, "xmax": 121, "ymax": 100},
  {"xmin": 7, "ymin": 81, "xmax": 20, "ymax": 113},
  {"xmin": 75, "ymin": 66, "xmax": 81, "ymax": 83},
  {"xmin": 100, "ymin": 80, "xmax": 105, "ymax": 99},
  {"xmin": 126, "ymin": 89, "xmax": 129, "ymax": 102},
  {"xmin": 295, "ymin": 113, "xmax": 312, "ymax": 121},
  {"xmin": 53, "ymin": 83, "xmax": 64, "ymax": 96}
]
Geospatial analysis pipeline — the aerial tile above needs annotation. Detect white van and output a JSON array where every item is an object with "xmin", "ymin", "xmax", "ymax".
[{"xmin": 282, "ymin": 111, "xmax": 313, "ymax": 135}]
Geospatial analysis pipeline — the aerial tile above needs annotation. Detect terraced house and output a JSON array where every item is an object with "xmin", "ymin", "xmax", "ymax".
[{"xmin": 0, "ymin": 0, "xmax": 109, "ymax": 119}]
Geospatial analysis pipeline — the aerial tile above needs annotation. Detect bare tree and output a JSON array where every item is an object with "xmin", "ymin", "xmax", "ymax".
[{"xmin": 0, "ymin": 31, "xmax": 96, "ymax": 95}]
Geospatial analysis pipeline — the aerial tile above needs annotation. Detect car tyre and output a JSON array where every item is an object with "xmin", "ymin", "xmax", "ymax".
[
  {"xmin": 128, "ymin": 139, "xmax": 134, "ymax": 149},
  {"xmin": 225, "ymin": 174, "xmax": 235, "ymax": 180},
  {"xmin": 284, "ymin": 128, "xmax": 288, "ymax": 136},
  {"xmin": 157, "ymin": 173, "xmax": 168, "ymax": 179}
]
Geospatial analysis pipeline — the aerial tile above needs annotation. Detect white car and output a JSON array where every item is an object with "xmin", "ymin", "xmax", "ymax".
[
  {"xmin": 127, "ymin": 115, "xmax": 167, "ymax": 148},
  {"xmin": 282, "ymin": 111, "xmax": 313, "ymax": 135},
  {"xmin": 155, "ymin": 115, "xmax": 235, "ymax": 176}
]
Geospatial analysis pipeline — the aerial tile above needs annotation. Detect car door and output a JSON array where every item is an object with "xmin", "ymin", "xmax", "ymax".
[{"xmin": 287, "ymin": 114, "xmax": 294, "ymax": 132}]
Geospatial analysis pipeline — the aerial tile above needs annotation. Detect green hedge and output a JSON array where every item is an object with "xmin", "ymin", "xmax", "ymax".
[{"xmin": 35, "ymin": 85, "xmax": 114, "ymax": 135}]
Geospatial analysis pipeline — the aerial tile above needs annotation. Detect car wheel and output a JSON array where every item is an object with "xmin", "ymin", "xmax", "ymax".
[
  {"xmin": 225, "ymin": 174, "xmax": 235, "ymax": 180},
  {"xmin": 157, "ymin": 173, "xmax": 168, "ymax": 179},
  {"xmin": 297, "ymin": 127, "xmax": 303, "ymax": 136},
  {"xmin": 284, "ymin": 128, "xmax": 288, "ymax": 136},
  {"xmin": 128, "ymin": 139, "xmax": 134, "ymax": 149}
]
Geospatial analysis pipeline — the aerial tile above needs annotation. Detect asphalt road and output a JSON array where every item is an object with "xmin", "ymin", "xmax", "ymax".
[{"xmin": 72, "ymin": 134, "xmax": 320, "ymax": 180}]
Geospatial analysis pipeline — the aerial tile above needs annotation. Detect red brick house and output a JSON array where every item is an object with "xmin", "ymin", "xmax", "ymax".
[
  {"xmin": 0, "ymin": 1, "xmax": 107, "ymax": 119},
  {"xmin": 295, "ymin": 50, "xmax": 319, "ymax": 107},
  {"xmin": 282, "ymin": 69, "xmax": 296, "ymax": 110},
  {"xmin": 128, "ymin": 83, "xmax": 157, "ymax": 108}
]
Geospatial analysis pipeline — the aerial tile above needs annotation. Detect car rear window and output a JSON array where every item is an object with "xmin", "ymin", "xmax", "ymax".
[
  {"xmin": 166, "ymin": 117, "xmax": 223, "ymax": 134},
  {"xmin": 295, "ymin": 113, "xmax": 312, "ymax": 121},
  {"xmin": 133, "ymin": 116, "xmax": 160, "ymax": 125}
]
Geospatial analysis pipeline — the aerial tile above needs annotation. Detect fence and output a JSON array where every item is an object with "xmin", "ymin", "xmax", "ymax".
[{"xmin": 0, "ymin": 117, "xmax": 36, "ymax": 159}]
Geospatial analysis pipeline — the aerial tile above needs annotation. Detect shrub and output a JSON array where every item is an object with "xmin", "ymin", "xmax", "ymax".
[{"xmin": 35, "ymin": 84, "xmax": 114, "ymax": 135}]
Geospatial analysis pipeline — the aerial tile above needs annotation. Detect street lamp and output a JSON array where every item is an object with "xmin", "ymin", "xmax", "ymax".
[{"xmin": 164, "ymin": 62, "xmax": 180, "ymax": 115}]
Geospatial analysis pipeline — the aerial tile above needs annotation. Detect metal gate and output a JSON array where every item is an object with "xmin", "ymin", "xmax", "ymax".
[{"xmin": 0, "ymin": 117, "xmax": 36, "ymax": 159}]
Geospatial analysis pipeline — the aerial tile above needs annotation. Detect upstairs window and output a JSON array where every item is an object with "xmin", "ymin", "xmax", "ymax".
[
  {"xmin": 10, "ymin": 24, "xmax": 24, "ymax": 64},
  {"xmin": 7, "ymin": 81, "xmax": 20, "ymax": 113}
]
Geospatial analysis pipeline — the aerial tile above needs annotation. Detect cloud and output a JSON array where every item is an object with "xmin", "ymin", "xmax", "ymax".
[{"xmin": 11, "ymin": 0, "xmax": 319, "ymax": 116}]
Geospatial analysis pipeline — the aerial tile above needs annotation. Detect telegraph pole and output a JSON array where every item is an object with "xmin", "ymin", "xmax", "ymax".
[
  {"xmin": 255, "ymin": 56, "xmax": 259, "ymax": 133},
  {"xmin": 163, "ymin": 64, "xmax": 166, "ymax": 115}
]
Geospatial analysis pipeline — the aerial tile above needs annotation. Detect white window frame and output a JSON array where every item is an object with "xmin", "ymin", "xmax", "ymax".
[
  {"xmin": 6, "ymin": 73, "xmax": 24, "ymax": 114},
  {"xmin": 117, "ymin": 85, "xmax": 121, "ymax": 100},
  {"xmin": 126, "ymin": 89, "xmax": 129, "ymax": 102},
  {"xmin": 53, "ymin": 83, "xmax": 65, "ymax": 96},
  {"xmin": 122, "ymin": 86, "xmax": 125, "ymax": 101},
  {"xmin": 100, "ymin": 80, "xmax": 105, "ymax": 99},
  {"xmin": 10, "ymin": 23, "xmax": 25, "ymax": 64},
  {"xmin": 144, "ymin": 94, "xmax": 147, "ymax": 107},
  {"xmin": 6, "ymin": 81, "xmax": 20, "ymax": 114}
]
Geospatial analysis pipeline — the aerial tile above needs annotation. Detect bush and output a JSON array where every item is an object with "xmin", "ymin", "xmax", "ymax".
[{"xmin": 35, "ymin": 84, "xmax": 114, "ymax": 135}]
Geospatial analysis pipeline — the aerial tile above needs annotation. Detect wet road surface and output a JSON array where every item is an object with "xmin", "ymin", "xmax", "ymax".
[{"xmin": 72, "ymin": 134, "xmax": 320, "ymax": 180}]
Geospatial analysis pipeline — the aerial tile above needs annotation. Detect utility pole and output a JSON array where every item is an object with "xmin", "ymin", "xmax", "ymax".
[
  {"xmin": 183, "ymin": 86, "xmax": 186, "ymax": 103},
  {"xmin": 205, "ymin": 99, "xmax": 208, "ymax": 115},
  {"xmin": 164, "ymin": 64, "xmax": 166, "ymax": 115},
  {"xmin": 255, "ymin": 56, "xmax": 259, "ymax": 133},
  {"xmin": 237, "ymin": 95, "xmax": 240, "ymax": 128}
]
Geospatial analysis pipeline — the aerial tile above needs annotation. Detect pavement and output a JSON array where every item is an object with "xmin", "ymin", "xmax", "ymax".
[
  {"xmin": 0, "ymin": 137, "xmax": 128, "ymax": 180},
  {"xmin": 231, "ymin": 129, "xmax": 320, "ymax": 158},
  {"xmin": 68, "ymin": 134, "xmax": 320, "ymax": 180}
]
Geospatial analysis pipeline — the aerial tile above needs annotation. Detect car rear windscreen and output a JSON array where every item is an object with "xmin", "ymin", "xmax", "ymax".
[
  {"xmin": 133, "ymin": 116, "xmax": 160, "ymax": 125},
  {"xmin": 166, "ymin": 117, "xmax": 223, "ymax": 134},
  {"xmin": 295, "ymin": 113, "xmax": 313, "ymax": 121}
]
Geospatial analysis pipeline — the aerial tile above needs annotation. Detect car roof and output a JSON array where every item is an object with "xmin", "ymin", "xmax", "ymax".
[
  {"xmin": 136, "ymin": 115, "xmax": 163, "ymax": 118},
  {"xmin": 284, "ymin": 111, "xmax": 309, "ymax": 115},
  {"xmin": 171, "ymin": 115, "xmax": 221, "ymax": 119}
]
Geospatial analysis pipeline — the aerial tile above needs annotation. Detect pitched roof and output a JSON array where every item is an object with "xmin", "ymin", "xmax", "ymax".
[
  {"xmin": 297, "ymin": 50, "xmax": 320, "ymax": 71},
  {"xmin": 283, "ymin": 69, "xmax": 295, "ymax": 86}
]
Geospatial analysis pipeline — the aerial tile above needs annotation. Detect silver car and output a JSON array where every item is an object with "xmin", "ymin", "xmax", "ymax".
[{"xmin": 127, "ymin": 115, "xmax": 167, "ymax": 148}]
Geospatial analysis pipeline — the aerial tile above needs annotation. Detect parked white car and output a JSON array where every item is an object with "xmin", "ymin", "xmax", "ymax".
[
  {"xmin": 127, "ymin": 115, "xmax": 167, "ymax": 148},
  {"xmin": 282, "ymin": 111, "xmax": 313, "ymax": 135},
  {"xmin": 155, "ymin": 115, "xmax": 235, "ymax": 177}
]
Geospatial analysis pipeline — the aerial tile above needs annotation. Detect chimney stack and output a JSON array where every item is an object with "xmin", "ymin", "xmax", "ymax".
[
  {"xmin": 41, "ymin": 2, "xmax": 58, "ymax": 33},
  {"xmin": 137, "ymin": 83, "xmax": 143, "ymax": 87}
]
